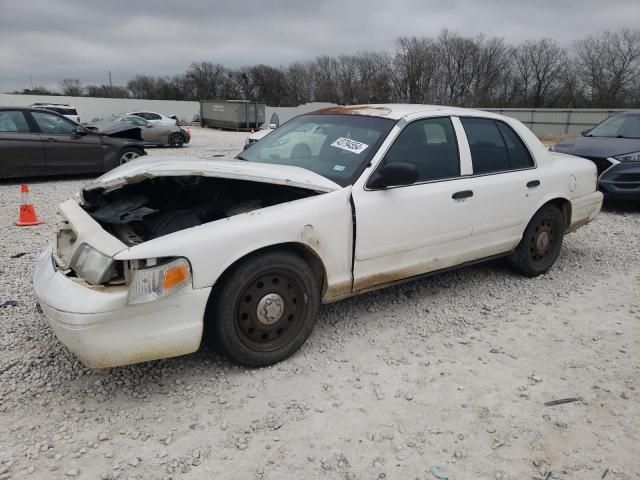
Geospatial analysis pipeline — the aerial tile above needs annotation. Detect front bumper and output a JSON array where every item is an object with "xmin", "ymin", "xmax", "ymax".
[
  {"xmin": 33, "ymin": 248, "xmax": 210, "ymax": 368},
  {"xmin": 599, "ymin": 161, "xmax": 640, "ymax": 201}
]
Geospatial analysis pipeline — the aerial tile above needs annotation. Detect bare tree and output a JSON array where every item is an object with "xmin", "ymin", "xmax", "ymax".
[
  {"xmin": 436, "ymin": 30, "xmax": 483, "ymax": 106},
  {"xmin": 126, "ymin": 75, "xmax": 156, "ymax": 99},
  {"xmin": 284, "ymin": 62, "xmax": 313, "ymax": 105},
  {"xmin": 393, "ymin": 36, "xmax": 437, "ymax": 103},
  {"xmin": 575, "ymin": 29, "xmax": 640, "ymax": 106},
  {"xmin": 513, "ymin": 38, "xmax": 566, "ymax": 107},
  {"xmin": 310, "ymin": 56, "xmax": 340, "ymax": 103},
  {"xmin": 185, "ymin": 62, "xmax": 229, "ymax": 99},
  {"xmin": 58, "ymin": 78, "xmax": 83, "ymax": 96}
]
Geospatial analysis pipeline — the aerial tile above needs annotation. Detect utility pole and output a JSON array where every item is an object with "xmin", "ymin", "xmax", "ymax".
[{"xmin": 108, "ymin": 71, "xmax": 113, "ymax": 97}]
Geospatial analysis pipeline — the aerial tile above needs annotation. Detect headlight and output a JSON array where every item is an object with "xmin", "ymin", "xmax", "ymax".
[
  {"xmin": 613, "ymin": 151, "xmax": 640, "ymax": 162},
  {"xmin": 71, "ymin": 244, "xmax": 116, "ymax": 285},
  {"xmin": 127, "ymin": 257, "xmax": 191, "ymax": 305}
]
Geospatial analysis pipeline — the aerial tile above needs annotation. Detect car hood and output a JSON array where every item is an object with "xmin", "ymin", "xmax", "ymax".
[
  {"xmin": 89, "ymin": 120, "xmax": 143, "ymax": 141},
  {"xmin": 82, "ymin": 156, "xmax": 342, "ymax": 194},
  {"xmin": 553, "ymin": 136, "xmax": 640, "ymax": 158}
]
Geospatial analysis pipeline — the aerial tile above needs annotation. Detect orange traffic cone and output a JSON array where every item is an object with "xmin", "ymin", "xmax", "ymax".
[{"xmin": 15, "ymin": 184, "xmax": 43, "ymax": 226}]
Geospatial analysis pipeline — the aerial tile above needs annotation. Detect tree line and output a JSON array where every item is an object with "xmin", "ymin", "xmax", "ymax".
[{"xmin": 16, "ymin": 29, "xmax": 640, "ymax": 108}]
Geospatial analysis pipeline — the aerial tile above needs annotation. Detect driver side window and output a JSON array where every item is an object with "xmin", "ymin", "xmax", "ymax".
[
  {"xmin": 31, "ymin": 111, "xmax": 77, "ymax": 135},
  {"xmin": 383, "ymin": 117, "xmax": 460, "ymax": 183}
]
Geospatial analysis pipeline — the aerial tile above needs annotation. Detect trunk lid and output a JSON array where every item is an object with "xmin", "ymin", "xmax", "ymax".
[{"xmin": 82, "ymin": 156, "xmax": 341, "ymax": 194}]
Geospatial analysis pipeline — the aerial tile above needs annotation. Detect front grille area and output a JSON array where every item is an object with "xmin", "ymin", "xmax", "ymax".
[{"xmin": 582, "ymin": 156, "xmax": 613, "ymax": 176}]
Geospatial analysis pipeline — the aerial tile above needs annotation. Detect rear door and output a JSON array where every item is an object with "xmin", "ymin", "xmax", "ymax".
[
  {"xmin": 30, "ymin": 111, "xmax": 104, "ymax": 174},
  {"xmin": 0, "ymin": 110, "xmax": 45, "ymax": 177},
  {"xmin": 458, "ymin": 117, "xmax": 542, "ymax": 257}
]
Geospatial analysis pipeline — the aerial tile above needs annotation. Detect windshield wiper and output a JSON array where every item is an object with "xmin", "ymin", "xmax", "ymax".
[{"xmin": 236, "ymin": 154, "xmax": 248, "ymax": 161}]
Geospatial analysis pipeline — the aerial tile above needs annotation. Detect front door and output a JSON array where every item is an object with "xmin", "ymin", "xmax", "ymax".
[
  {"xmin": 0, "ymin": 110, "xmax": 45, "ymax": 177},
  {"xmin": 29, "ymin": 111, "xmax": 104, "ymax": 175},
  {"xmin": 352, "ymin": 117, "xmax": 478, "ymax": 291}
]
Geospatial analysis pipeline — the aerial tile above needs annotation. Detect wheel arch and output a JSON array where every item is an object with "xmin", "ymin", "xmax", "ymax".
[
  {"xmin": 528, "ymin": 195, "xmax": 572, "ymax": 231},
  {"xmin": 204, "ymin": 242, "xmax": 328, "ymax": 317},
  {"xmin": 542, "ymin": 197, "xmax": 572, "ymax": 231}
]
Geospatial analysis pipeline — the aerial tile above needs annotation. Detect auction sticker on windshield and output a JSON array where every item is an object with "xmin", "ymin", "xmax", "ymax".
[{"xmin": 331, "ymin": 137, "xmax": 369, "ymax": 154}]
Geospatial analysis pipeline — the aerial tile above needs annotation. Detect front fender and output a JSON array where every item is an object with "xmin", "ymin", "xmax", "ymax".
[{"xmin": 114, "ymin": 187, "xmax": 354, "ymax": 298}]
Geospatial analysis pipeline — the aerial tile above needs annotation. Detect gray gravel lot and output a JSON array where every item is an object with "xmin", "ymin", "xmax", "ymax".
[{"xmin": 0, "ymin": 127, "xmax": 638, "ymax": 480}]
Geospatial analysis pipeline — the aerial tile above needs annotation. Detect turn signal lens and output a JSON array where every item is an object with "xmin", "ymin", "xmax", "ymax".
[
  {"xmin": 163, "ymin": 264, "xmax": 189, "ymax": 290},
  {"xmin": 127, "ymin": 257, "xmax": 191, "ymax": 305}
]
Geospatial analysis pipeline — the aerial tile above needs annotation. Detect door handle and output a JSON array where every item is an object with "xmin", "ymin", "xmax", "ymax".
[
  {"xmin": 527, "ymin": 180, "xmax": 541, "ymax": 188},
  {"xmin": 452, "ymin": 190, "xmax": 473, "ymax": 200},
  {"xmin": 44, "ymin": 137, "xmax": 58, "ymax": 142}
]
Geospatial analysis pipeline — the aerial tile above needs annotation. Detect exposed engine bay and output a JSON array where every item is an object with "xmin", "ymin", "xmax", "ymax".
[{"xmin": 81, "ymin": 176, "xmax": 320, "ymax": 246}]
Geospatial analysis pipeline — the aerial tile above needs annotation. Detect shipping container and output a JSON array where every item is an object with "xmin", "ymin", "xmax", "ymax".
[{"xmin": 200, "ymin": 100, "xmax": 266, "ymax": 131}]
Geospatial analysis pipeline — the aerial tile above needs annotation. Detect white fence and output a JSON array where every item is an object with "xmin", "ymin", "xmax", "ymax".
[
  {"xmin": 0, "ymin": 94, "xmax": 200, "ymax": 123},
  {"xmin": 482, "ymin": 108, "xmax": 638, "ymax": 135}
]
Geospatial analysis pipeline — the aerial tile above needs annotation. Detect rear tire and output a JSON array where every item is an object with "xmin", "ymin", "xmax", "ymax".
[
  {"xmin": 118, "ymin": 148, "xmax": 141, "ymax": 165},
  {"xmin": 508, "ymin": 204, "xmax": 564, "ymax": 277},
  {"xmin": 206, "ymin": 251, "xmax": 321, "ymax": 367}
]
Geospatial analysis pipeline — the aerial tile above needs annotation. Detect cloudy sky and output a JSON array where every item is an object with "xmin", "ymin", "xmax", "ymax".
[{"xmin": 1, "ymin": 0, "xmax": 638, "ymax": 92}]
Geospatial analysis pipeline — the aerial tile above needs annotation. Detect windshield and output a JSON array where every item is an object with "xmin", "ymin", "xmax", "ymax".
[
  {"xmin": 238, "ymin": 114, "xmax": 396, "ymax": 186},
  {"xmin": 588, "ymin": 113, "xmax": 640, "ymax": 139}
]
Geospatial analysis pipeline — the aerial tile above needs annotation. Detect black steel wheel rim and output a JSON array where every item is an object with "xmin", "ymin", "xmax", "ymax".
[
  {"xmin": 234, "ymin": 270, "xmax": 308, "ymax": 352},
  {"xmin": 529, "ymin": 218, "xmax": 556, "ymax": 264}
]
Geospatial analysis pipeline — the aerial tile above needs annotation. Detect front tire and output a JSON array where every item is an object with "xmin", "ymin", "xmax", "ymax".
[
  {"xmin": 207, "ymin": 251, "xmax": 321, "ymax": 367},
  {"xmin": 168, "ymin": 132, "xmax": 185, "ymax": 148},
  {"xmin": 508, "ymin": 204, "xmax": 565, "ymax": 277}
]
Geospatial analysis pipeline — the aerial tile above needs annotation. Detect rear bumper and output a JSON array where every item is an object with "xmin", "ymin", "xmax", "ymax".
[
  {"xmin": 33, "ymin": 247, "xmax": 210, "ymax": 368},
  {"xmin": 598, "ymin": 161, "xmax": 640, "ymax": 201},
  {"xmin": 567, "ymin": 191, "xmax": 603, "ymax": 233}
]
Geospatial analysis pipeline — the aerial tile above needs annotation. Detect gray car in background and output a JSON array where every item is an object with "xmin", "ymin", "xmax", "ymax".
[
  {"xmin": 87, "ymin": 114, "xmax": 190, "ymax": 147},
  {"xmin": 0, "ymin": 107, "xmax": 146, "ymax": 178}
]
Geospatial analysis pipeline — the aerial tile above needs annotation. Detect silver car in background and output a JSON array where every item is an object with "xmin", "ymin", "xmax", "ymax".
[{"xmin": 87, "ymin": 114, "xmax": 190, "ymax": 147}]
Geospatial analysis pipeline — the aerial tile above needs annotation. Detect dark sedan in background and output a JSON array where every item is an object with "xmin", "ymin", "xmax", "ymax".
[
  {"xmin": 0, "ymin": 107, "xmax": 146, "ymax": 178},
  {"xmin": 551, "ymin": 111, "xmax": 640, "ymax": 200}
]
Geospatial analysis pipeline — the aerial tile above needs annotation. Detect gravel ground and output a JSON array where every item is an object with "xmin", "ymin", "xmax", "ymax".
[{"xmin": 0, "ymin": 127, "xmax": 638, "ymax": 480}]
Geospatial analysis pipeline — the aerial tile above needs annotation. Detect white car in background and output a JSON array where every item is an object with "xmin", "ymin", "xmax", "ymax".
[
  {"xmin": 34, "ymin": 105, "xmax": 603, "ymax": 369},
  {"xmin": 30, "ymin": 103, "xmax": 80, "ymax": 123},
  {"xmin": 124, "ymin": 111, "xmax": 178, "ymax": 126},
  {"xmin": 244, "ymin": 113, "xmax": 281, "ymax": 149}
]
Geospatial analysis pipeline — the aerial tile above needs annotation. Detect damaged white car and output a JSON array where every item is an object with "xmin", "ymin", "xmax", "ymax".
[{"xmin": 34, "ymin": 105, "xmax": 603, "ymax": 368}]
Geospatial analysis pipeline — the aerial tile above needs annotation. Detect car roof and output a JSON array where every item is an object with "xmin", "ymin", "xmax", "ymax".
[
  {"xmin": 31, "ymin": 103, "xmax": 75, "ymax": 107},
  {"xmin": 310, "ymin": 104, "xmax": 506, "ymax": 121}
]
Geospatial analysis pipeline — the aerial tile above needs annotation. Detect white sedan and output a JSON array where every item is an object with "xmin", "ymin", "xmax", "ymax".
[
  {"xmin": 123, "ymin": 110, "xmax": 178, "ymax": 126},
  {"xmin": 33, "ymin": 105, "xmax": 603, "ymax": 368}
]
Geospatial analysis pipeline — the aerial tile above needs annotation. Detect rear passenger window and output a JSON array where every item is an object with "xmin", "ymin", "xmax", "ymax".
[
  {"xmin": 496, "ymin": 122, "xmax": 535, "ymax": 169},
  {"xmin": 461, "ymin": 117, "xmax": 534, "ymax": 174},
  {"xmin": 0, "ymin": 111, "xmax": 30, "ymax": 133},
  {"xmin": 383, "ymin": 117, "xmax": 460, "ymax": 183}
]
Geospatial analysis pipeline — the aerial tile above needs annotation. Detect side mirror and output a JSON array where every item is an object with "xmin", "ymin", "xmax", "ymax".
[
  {"xmin": 269, "ymin": 113, "xmax": 280, "ymax": 129},
  {"xmin": 74, "ymin": 126, "xmax": 87, "ymax": 136},
  {"xmin": 368, "ymin": 162, "xmax": 418, "ymax": 189}
]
